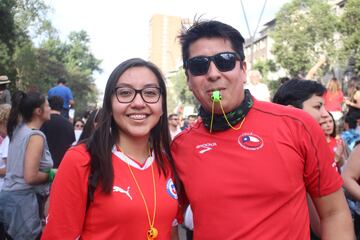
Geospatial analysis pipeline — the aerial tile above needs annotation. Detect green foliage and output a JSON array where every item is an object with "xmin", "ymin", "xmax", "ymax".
[
  {"xmin": 39, "ymin": 31, "xmax": 102, "ymax": 113},
  {"xmin": 0, "ymin": 0, "xmax": 102, "ymax": 114},
  {"xmin": 270, "ymin": 0, "xmax": 338, "ymax": 77},
  {"xmin": 167, "ymin": 70, "xmax": 199, "ymax": 113},
  {"xmin": 339, "ymin": 0, "xmax": 360, "ymax": 75},
  {"xmin": 268, "ymin": 79, "xmax": 282, "ymax": 100},
  {"xmin": 252, "ymin": 59, "xmax": 277, "ymax": 80}
]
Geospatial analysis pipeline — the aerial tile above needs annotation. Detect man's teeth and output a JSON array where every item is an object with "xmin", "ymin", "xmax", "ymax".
[{"xmin": 129, "ymin": 114, "xmax": 146, "ymax": 120}]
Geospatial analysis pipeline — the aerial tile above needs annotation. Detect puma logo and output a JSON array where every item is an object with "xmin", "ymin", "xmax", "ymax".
[{"xmin": 113, "ymin": 185, "xmax": 132, "ymax": 200}]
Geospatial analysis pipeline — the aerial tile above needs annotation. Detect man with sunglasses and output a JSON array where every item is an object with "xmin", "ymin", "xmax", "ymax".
[{"xmin": 171, "ymin": 20, "xmax": 353, "ymax": 239}]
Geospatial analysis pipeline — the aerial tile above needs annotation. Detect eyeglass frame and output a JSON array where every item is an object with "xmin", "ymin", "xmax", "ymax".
[
  {"xmin": 113, "ymin": 86, "xmax": 162, "ymax": 104},
  {"xmin": 184, "ymin": 51, "xmax": 243, "ymax": 76}
]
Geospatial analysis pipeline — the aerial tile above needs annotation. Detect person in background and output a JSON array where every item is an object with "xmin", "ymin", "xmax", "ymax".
[
  {"xmin": 0, "ymin": 76, "xmax": 11, "ymax": 105},
  {"xmin": 172, "ymin": 19, "xmax": 353, "ymax": 239},
  {"xmin": 323, "ymin": 77, "xmax": 344, "ymax": 122},
  {"xmin": 48, "ymin": 77, "xmax": 75, "ymax": 119},
  {"xmin": 41, "ymin": 96, "xmax": 75, "ymax": 168},
  {"xmin": 78, "ymin": 108, "xmax": 102, "ymax": 142},
  {"xmin": 187, "ymin": 114, "xmax": 197, "ymax": 128},
  {"xmin": 168, "ymin": 113, "xmax": 181, "ymax": 139},
  {"xmin": 320, "ymin": 111, "xmax": 346, "ymax": 172},
  {"xmin": 42, "ymin": 58, "xmax": 180, "ymax": 239},
  {"xmin": 245, "ymin": 69, "xmax": 270, "ymax": 102},
  {"xmin": 345, "ymin": 77, "xmax": 360, "ymax": 129},
  {"xmin": 342, "ymin": 142, "xmax": 360, "ymax": 239},
  {"xmin": 0, "ymin": 91, "xmax": 53, "ymax": 239},
  {"xmin": 0, "ymin": 104, "xmax": 11, "ymax": 190},
  {"xmin": 272, "ymin": 79, "xmax": 339, "ymax": 239},
  {"xmin": 73, "ymin": 118, "xmax": 84, "ymax": 144}
]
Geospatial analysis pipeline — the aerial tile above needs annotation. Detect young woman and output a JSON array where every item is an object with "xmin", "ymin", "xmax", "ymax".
[
  {"xmin": 42, "ymin": 58, "xmax": 180, "ymax": 239},
  {"xmin": 0, "ymin": 91, "xmax": 53, "ymax": 239},
  {"xmin": 73, "ymin": 118, "xmax": 85, "ymax": 145},
  {"xmin": 323, "ymin": 77, "xmax": 344, "ymax": 122},
  {"xmin": 345, "ymin": 77, "xmax": 360, "ymax": 129},
  {"xmin": 320, "ymin": 112, "xmax": 345, "ymax": 172}
]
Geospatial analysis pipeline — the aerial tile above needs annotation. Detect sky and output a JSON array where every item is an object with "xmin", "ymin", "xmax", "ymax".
[{"xmin": 45, "ymin": 0, "xmax": 290, "ymax": 96}]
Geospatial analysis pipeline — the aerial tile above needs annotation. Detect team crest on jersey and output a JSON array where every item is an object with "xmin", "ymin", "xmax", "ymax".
[
  {"xmin": 166, "ymin": 178, "xmax": 178, "ymax": 199},
  {"xmin": 238, "ymin": 132, "xmax": 264, "ymax": 150}
]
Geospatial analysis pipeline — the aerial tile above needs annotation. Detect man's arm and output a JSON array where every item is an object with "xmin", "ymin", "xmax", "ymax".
[
  {"xmin": 69, "ymin": 99, "xmax": 75, "ymax": 107},
  {"xmin": 342, "ymin": 144, "xmax": 360, "ymax": 201},
  {"xmin": 312, "ymin": 189, "xmax": 355, "ymax": 239},
  {"xmin": 305, "ymin": 55, "xmax": 327, "ymax": 80}
]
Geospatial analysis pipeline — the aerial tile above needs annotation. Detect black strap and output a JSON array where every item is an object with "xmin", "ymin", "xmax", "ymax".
[{"xmin": 86, "ymin": 170, "xmax": 99, "ymax": 210}]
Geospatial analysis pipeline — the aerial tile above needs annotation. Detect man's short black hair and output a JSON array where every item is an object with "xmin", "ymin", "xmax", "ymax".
[
  {"xmin": 48, "ymin": 95, "xmax": 64, "ymax": 111},
  {"xmin": 187, "ymin": 114, "xmax": 197, "ymax": 119},
  {"xmin": 57, "ymin": 77, "xmax": 67, "ymax": 84},
  {"xmin": 178, "ymin": 19, "xmax": 245, "ymax": 69},
  {"xmin": 168, "ymin": 113, "xmax": 178, "ymax": 120},
  {"xmin": 272, "ymin": 79, "xmax": 326, "ymax": 109}
]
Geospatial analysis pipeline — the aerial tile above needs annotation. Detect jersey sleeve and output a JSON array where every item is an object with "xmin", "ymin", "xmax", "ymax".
[
  {"xmin": 301, "ymin": 116, "xmax": 343, "ymax": 198},
  {"xmin": 41, "ymin": 145, "xmax": 90, "ymax": 239}
]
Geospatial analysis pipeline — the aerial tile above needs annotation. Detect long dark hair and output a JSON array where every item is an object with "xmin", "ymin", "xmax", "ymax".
[
  {"xmin": 327, "ymin": 111, "xmax": 337, "ymax": 138},
  {"xmin": 79, "ymin": 108, "xmax": 102, "ymax": 142},
  {"xmin": 87, "ymin": 58, "xmax": 179, "ymax": 194},
  {"xmin": 7, "ymin": 91, "xmax": 46, "ymax": 140}
]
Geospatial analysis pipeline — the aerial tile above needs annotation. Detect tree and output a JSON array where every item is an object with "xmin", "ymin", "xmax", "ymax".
[
  {"xmin": 270, "ymin": 0, "xmax": 338, "ymax": 78},
  {"xmin": 1, "ymin": 0, "xmax": 102, "ymax": 114},
  {"xmin": 0, "ymin": 0, "xmax": 50, "ymax": 90},
  {"xmin": 167, "ymin": 70, "xmax": 199, "ymax": 113},
  {"xmin": 340, "ymin": 0, "xmax": 360, "ymax": 75},
  {"xmin": 252, "ymin": 59, "xmax": 277, "ymax": 80},
  {"xmin": 0, "ymin": 0, "xmax": 18, "ymax": 87},
  {"xmin": 40, "ymin": 31, "xmax": 102, "ymax": 115}
]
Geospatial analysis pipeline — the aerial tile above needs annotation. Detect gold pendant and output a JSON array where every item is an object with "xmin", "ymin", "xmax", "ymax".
[{"xmin": 147, "ymin": 227, "xmax": 158, "ymax": 239}]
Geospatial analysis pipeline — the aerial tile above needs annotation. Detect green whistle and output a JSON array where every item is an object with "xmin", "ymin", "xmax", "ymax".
[{"xmin": 211, "ymin": 90, "xmax": 222, "ymax": 102}]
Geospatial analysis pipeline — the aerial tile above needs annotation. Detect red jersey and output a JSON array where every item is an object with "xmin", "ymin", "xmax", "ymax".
[
  {"xmin": 327, "ymin": 137, "xmax": 337, "ymax": 161},
  {"xmin": 323, "ymin": 90, "xmax": 344, "ymax": 112},
  {"xmin": 171, "ymin": 99, "xmax": 342, "ymax": 240},
  {"xmin": 42, "ymin": 144, "xmax": 178, "ymax": 240}
]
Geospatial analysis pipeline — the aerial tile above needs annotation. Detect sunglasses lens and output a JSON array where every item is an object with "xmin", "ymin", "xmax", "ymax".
[
  {"xmin": 187, "ymin": 52, "xmax": 238, "ymax": 76},
  {"xmin": 214, "ymin": 53, "xmax": 237, "ymax": 72},
  {"xmin": 188, "ymin": 57, "xmax": 210, "ymax": 76}
]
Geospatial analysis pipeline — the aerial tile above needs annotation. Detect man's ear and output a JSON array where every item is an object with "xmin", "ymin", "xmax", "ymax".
[
  {"xmin": 242, "ymin": 61, "xmax": 247, "ymax": 84},
  {"xmin": 186, "ymin": 71, "xmax": 193, "ymax": 92},
  {"xmin": 241, "ymin": 61, "xmax": 247, "ymax": 72}
]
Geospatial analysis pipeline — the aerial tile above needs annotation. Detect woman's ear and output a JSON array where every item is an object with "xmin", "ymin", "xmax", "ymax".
[{"xmin": 34, "ymin": 107, "xmax": 42, "ymax": 116}]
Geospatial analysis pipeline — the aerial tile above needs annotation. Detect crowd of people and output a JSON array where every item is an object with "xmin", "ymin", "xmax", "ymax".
[{"xmin": 0, "ymin": 19, "xmax": 359, "ymax": 240}]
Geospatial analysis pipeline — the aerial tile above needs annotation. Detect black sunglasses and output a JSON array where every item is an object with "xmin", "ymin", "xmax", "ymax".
[{"xmin": 185, "ymin": 52, "xmax": 241, "ymax": 76}]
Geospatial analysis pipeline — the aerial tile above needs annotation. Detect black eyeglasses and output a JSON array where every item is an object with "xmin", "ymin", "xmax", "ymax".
[
  {"xmin": 185, "ymin": 52, "xmax": 241, "ymax": 76},
  {"xmin": 114, "ymin": 86, "xmax": 162, "ymax": 103}
]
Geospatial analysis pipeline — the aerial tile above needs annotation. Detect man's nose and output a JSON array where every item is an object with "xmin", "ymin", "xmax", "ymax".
[{"xmin": 207, "ymin": 61, "xmax": 221, "ymax": 82}]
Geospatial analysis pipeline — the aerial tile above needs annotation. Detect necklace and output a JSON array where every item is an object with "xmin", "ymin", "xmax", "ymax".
[
  {"xmin": 122, "ymin": 147, "xmax": 158, "ymax": 240},
  {"xmin": 209, "ymin": 96, "xmax": 246, "ymax": 133},
  {"xmin": 201, "ymin": 89, "xmax": 253, "ymax": 132}
]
